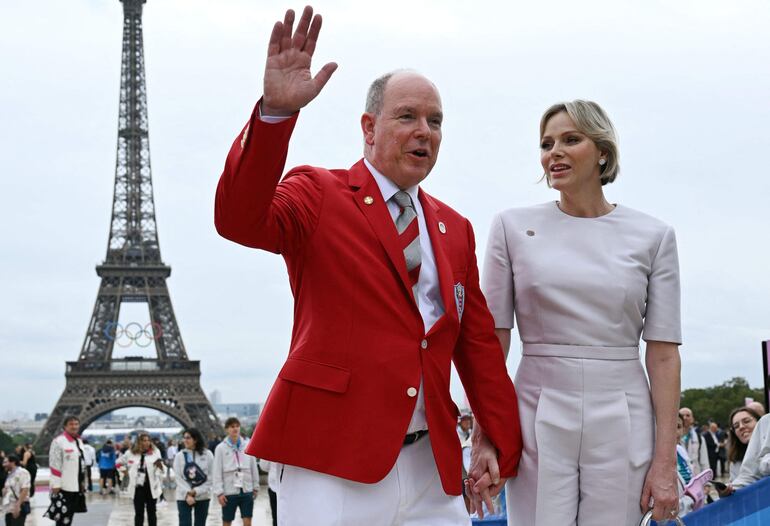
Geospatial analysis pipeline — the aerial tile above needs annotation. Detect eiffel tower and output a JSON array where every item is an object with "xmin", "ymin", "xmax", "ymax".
[{"xmin": 35, "ymin": 0, "xmax": 220, "ymax": 451}]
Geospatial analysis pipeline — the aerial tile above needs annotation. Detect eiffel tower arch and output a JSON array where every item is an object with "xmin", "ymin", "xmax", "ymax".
[{"xmin": 35, "ymin": 0, "xmax": 221, "ymax": 452}]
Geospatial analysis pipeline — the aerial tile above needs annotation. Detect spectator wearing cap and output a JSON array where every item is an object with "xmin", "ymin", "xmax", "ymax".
[{"xmin": 457, "ymin": 413, "xmax": 473, "ymax": 443}]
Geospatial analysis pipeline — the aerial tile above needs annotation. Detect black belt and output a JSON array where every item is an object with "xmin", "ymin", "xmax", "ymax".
[{"xmin": 403, "ymin": 430, "xmax": 428, "ymax": 445}]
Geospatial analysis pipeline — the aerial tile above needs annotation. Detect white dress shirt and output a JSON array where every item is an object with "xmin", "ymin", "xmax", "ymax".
[{"xmin": 364, "ymin": 158, "xmax": 444, "ymax": 433}]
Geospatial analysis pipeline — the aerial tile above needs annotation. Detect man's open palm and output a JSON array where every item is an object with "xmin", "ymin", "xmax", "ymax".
[{"xmin": 262, "ymin": 6, "xmax": 338, "ymax": 116}]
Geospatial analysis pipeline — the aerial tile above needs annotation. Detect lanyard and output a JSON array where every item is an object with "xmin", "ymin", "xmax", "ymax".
[{"xmin": 226, "ymin": 437, "xmax": 241, "ymax": 468}]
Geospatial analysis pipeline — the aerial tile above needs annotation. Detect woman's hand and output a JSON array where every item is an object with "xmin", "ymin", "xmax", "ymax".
[{"xmin": 640, "ymin": 458, "xmax": 679, "ymax": 521}]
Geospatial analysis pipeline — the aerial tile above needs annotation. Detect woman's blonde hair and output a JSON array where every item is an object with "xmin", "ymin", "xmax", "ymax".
[
  {"xmin": 540, "ymin": 100, "xmax": 620, "ymax": 186},
  {"xmin": 131, "ymin": 432, "xmax": 152, "ymax": 455}
]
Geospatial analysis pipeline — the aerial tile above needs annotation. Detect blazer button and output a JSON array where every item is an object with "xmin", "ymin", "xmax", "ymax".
[
  {"xmin": 421, "ymin": 339, "xmax": 428, "ymax": 349},
  {"xmin": 407, "ymin": 387, "xmax": 418, "ymax": 397}
]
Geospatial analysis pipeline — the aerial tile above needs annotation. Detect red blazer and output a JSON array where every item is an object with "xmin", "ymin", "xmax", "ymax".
[{"xmin": 214, "ymin": 105, "xmax": 522, "ymax": 495}]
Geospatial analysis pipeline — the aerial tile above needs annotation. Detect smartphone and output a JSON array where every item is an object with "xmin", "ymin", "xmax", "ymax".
[{"xmin": 711, "ymin": 481, "xmax": 727, "ymax": 491}]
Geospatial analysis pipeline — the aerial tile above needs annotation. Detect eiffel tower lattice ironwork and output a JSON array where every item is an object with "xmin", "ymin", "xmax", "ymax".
[{"xmin": 35, "ymin": 0, "xmax": 220, "ymax": 451}]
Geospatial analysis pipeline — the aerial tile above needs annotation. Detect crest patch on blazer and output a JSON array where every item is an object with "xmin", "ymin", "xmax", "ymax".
[{"xmin": 454, "ymin": 283, "xmax": 465, "ymax": 321}]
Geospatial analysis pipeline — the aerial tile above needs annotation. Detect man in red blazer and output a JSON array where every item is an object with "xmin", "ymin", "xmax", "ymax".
[{"xmin": 214, "ymin": 6, "xmax": 521, "ymax": 524}]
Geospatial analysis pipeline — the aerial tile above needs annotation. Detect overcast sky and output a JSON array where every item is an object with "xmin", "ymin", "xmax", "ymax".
[{"xmin": 1, "ymin": 0, "xmax": 769, "ymax": 417}]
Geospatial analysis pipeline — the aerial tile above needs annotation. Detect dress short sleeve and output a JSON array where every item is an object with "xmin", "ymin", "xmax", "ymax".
[
  {"xmin": 482, "ymin": 213, "xmax": 515, "ymax": 329},
  {"xmin": 642, "ymin": 226, "xmax": 682, "ymax": 344}
]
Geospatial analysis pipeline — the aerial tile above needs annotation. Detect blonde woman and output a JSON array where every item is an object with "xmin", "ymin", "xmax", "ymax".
[
  {"xmin": 481, "ymin": 100, "xmax": 682, "ymax": 525},
  {"xmin": 117, "ymin": 433, "xmax": 165, "ymax": 526}
]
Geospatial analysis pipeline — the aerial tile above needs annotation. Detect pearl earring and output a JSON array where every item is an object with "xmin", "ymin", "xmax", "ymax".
[{"xmin": 599, "ymin": 158, "xmax": 607, "ymax": 166}]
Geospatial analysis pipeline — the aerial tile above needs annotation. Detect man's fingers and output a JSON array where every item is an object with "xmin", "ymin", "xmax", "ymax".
[
  {"xmin": 472, "ymin": 472, "xmax": 492, "ymax": 494},
  {"xmin": 292, "ymin": 5, "xmax": 313, "ymax": 50},
  {"xmin": 280, "ymin": 9, "xmax": 295, "ymax": 52},
  {"xmin": 267, "ymin": 21, "xmax": 282, "ymax": 57},
  {"xmin": 303, "ymin": 13, "xmax": 323, "ymax": 56},
  {"xmin": 313, "ymin": 62, "xmax": 338, "ymax": 91},
  {"xmin": 488, "ymin": 456, "xmax": 501, "ymax": 485}
]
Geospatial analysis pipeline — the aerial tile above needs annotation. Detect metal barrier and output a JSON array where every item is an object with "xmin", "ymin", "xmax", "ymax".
[
  {"xmin": 473, "ymin": 478, "xmax": 770, "ymax": 525},
  {"xmin": 683, "ymin": 477, "xmax": 770, "ymax": 526}
]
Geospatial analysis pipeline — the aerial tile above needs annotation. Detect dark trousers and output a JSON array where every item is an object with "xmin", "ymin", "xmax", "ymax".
[
  {"xmin": 269, "ymin": 488, "xmax": 278, "ymax": 526},
  {"xmin": 5, "ymin": 512, "xmax": 26, "ymax": 526},
  {"xmin": 133, "ymin": 482, "xmax": 157, "ymax": 526},
  {"xmin": 177, "ymin": 499, "xmax": 210, "ymax": 526},
  {"xmin": 85, "ymin": 466, "xmax": 93, "ymax": 492}
]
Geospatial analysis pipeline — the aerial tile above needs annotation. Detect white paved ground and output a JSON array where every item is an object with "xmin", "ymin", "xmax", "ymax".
[{"xmin": 24, "ymin": 488, "xmax": 273, "ymax": 526}]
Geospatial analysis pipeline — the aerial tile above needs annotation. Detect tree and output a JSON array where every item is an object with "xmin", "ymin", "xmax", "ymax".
[
  {"xmin": 0, "ymin": 429, "xmax": 15, "ymax": 453},
  {"xmin": 680, "ymin": 377, "xmax": 764, "ymax": 428}
]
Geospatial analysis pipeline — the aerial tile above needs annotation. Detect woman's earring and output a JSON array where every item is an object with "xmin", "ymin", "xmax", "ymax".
[{"xmin": 599, "ymin": 158, "xmax": 607, "ymax": 166}]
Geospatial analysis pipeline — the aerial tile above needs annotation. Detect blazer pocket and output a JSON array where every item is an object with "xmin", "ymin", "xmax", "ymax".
[{"xmin": 278, "ymin": 356, "xmax": 351, "ymax": 393}]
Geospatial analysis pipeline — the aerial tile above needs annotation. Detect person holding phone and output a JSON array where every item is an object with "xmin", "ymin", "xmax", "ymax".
[{"xmin": 117, "ymin": 433, "xmax": 165, "ymax": 526}]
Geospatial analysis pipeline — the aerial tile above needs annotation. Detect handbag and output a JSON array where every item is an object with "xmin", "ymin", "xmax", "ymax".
[
  {"xmin": 43, "ymin": 491, "xmax": 71, "ymax": 523},
  {"xmin": 8, "ymin": 486, "xmax": 31, "ymax": 516},
  {"xmin": 182, "ymin": 451, "xmax": 207, "ymax": 487}
]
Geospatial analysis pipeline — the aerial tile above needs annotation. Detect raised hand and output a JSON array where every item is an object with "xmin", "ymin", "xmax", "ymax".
[{"xmin": 262, "ymin": 6, "xmax": 338, "ymax": 116}]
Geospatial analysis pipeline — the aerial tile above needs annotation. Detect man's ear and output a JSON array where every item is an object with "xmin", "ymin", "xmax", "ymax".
[{"xmin": 361, "ymin": 112, "xmax": 376, "ymax": 145}]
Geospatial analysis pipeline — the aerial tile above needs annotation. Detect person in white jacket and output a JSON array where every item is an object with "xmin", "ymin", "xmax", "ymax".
[
  {"xmin": 47, "ymin": 415, "xmax": 88, "ymax": 525},
  {"xmin": 117, "ymin": 432, "xmax": 165, "ymax": 526},
  {"xmin": 727, "ymin": 413, "xmax": 770, "ymax": 491},
  {"xmin": 213, "ymin": 418, "xmax": 259, "ymax": 526},
  {"xmin": 258, "ymin": 458, "xmax": 281, "ymax": 526},
  {"xmin": 173, "ymin": 428, "xmax": 214, "ymax": 526}
]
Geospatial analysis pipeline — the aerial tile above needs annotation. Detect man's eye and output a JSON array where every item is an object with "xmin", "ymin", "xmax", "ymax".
[
  {"xmin": 430, "ymin": 119, "xmax": 442, "ymax": 127},
  {"xmin": 399, "ymin": 114, "xmax": 414, "ymax": 120}
]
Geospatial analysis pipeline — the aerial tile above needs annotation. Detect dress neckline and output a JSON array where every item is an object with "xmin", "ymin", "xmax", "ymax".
[{"xmin": 552, "ymin": 200, "xmax": 619, "ymax": 220}]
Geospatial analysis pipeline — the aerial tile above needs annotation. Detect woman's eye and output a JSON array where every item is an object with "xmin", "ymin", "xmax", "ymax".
[
  {"xmin": 567, "ymin": 136, "xmax": 580, "ymax": 144},
  {"xmin": 540, "ymin": 142, "xmax": 552, "ymax": 150}
]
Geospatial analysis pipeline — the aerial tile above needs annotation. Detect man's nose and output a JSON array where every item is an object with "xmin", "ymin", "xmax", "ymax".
[{"xmin": 413, "ymin": 117, "xmax": 431, "ymax": 138}]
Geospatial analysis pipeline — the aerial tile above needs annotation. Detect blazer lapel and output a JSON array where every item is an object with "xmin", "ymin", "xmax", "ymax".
[
  {"xmin": 349, "ymin": 160, "xmax": 414, "ymax": 301},
  {"xmin": 419, "ymin": 189, "xmax": 458, "ymax": 330}
]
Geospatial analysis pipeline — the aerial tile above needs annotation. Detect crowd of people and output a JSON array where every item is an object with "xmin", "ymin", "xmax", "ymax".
[
  {"xmin": 674, "ymin": 402, "xmax": 770, "ymax": 516},
  {"xmin": 0, "ymin": 414, "xmax": 281, "ymax": 526}
]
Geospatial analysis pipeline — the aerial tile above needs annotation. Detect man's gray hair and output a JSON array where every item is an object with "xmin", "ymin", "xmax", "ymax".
[{"xmin": 365, "ymin": 69, "xmax": 413, "ymax": 115}]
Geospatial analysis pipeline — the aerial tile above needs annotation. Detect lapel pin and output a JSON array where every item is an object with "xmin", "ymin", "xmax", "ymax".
[
  {"xmin": 526, "ymin": 230, "xmax": 535, "ymax": 237},
  {"xmin": 363, "ymin": 196, "xmax": 374, "ymax": 205},
  {"xmin": 438, "ymin": 221, "xmax": 446, "ymax": 234}
]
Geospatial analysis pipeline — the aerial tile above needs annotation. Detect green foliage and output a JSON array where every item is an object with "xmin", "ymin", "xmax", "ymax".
[
  {"xmin": 12, "ymin": 432, "xmax": 37, "ymax": 447},
  {"xmin": 680, "ymin": 377, "xmax": 764, "ymax": 427},
  {"xmin": 0, "ymin": 429, "xmax": 15, "ymax": 453}
]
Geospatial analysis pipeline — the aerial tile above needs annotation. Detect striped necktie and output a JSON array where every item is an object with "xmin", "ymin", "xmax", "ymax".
[{"xmin": 391, "ymin": 191, "xmax": 421, "ymax": 302}]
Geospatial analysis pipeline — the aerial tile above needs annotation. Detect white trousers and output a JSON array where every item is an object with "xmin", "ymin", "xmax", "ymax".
[
  {"xmin": 506, "ymin": 354, "xmax": 654, "ymax": 526},
  {"xmin": 278, "ymin": 435, "xmax": 469, "ymax": 526}
]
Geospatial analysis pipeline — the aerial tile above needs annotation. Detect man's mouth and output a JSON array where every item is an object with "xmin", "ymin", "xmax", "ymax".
[{"xmin": 409, "ymin": 149, "xmax": 429, "ymax": 158}]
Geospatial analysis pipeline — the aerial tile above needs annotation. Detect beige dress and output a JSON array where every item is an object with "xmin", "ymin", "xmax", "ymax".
[{"xmin": 482, "ymin": 201, "xmax": 682, "ymax": 526}]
